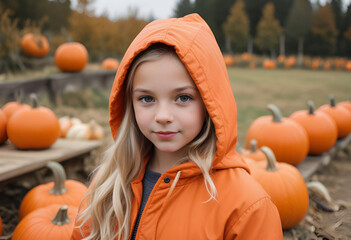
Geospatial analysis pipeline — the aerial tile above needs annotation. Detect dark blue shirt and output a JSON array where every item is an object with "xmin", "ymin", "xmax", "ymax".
[{"xmin": 131, "ymin": 166, "xmax": 161, "ymax": 239}]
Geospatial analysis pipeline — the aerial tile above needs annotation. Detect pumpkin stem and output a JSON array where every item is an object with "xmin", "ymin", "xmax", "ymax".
[
  {"xmin": 51, "ymin": 205, "xmax": 70, "ymax": 225},
  {"xmin": 249, "ymin": 139, "xmax": 258, "ymax": 152},
  {"xmin": 260, "ymin": 146, "xmax": 278, "ymax": 172},
  {"xmin": 29, "ymin": 93, "xmax": 39, "ymax": 109},
  {"xmin": 267, "ymin": 104, "xmax": 282, "ymax": 122},
  {"xmin": 47, "ymin": 161, "xmax": 67, "ymax": 195},
  {"xmin": 329, "ymin": 94, "xmax": 336, "ymax": 107},
  {"xmin": 307, "ymin": 100, "xmax": 315, "ymax": 115}
]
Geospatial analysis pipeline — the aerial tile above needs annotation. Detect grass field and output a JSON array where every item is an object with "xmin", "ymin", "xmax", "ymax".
[{"xmin": 227, "ymin": 68, "xmax": 351, "ymax": 147}]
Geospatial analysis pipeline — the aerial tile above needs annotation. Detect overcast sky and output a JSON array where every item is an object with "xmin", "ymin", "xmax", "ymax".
[
  {"xmin": 71, "ymin": 0, "xmax": 181, "ymax": 20},
  {"xmin": 71, "ymin": 0, "xmax": 351, "ymax": 21}
]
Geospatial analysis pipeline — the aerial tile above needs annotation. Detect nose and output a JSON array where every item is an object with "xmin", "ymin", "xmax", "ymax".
[{"xmin": 155, "ymin": 103, "xmax": 173, "ymax": 124}]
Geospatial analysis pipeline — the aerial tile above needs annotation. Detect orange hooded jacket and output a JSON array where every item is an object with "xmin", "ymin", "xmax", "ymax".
[{"xmin": 71, "ymin": 13, "xmax": 283, "ymax": 239}]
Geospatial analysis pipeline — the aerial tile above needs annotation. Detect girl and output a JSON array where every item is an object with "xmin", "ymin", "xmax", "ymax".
[{"xmin": 71, "ymin": 14, "xmax": 282, "ymax": 240}]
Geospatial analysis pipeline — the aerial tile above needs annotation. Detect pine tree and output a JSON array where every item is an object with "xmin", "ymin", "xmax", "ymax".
[
  {"xmin": 173, "ymin": 0, "xmax": 194, "ymax": 17},
  {"xmin": 343, "ymin": 3, "xmax": 351, "ymax": 56},
  {"xmin": 285, "ymin": 0, "xmax": 312, "ymax": 65},
  {"xmin": 307, "ymin": 4, "xmax": 338, "ymax": 56},
  {"xmin": 330, "ymin": 0, "xmax": 343, "ymax": 55},
  {"xmin": 254, "ymin": 2, "xmax": 282, "ymax": 57},
  {"xmin": 223, "ymin": 0, "xmax": 249, "ymax": 53}
]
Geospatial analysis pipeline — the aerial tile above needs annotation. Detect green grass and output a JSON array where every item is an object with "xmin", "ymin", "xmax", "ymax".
[{"xmin": 227, "ymin": 68, "xmax": 351, "ymax": 146}]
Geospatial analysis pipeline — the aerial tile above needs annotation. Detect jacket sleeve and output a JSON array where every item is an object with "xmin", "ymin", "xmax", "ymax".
[{"xmin": 225, "ymin": 196, "xmax": 283, "ymax": 240}]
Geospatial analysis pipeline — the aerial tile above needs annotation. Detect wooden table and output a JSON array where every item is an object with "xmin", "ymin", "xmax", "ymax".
[{"xmin": 0, "ymin": 139, "xmax": 102, "ymax": 184}]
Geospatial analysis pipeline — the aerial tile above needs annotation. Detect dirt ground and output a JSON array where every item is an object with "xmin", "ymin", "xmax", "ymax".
[{"xmin": 0, "ymin": 106, "xmax": 350, "ymax": 239}]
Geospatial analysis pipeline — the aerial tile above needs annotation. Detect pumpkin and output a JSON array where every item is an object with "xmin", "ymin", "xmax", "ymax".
[
  {"xmin": 21, "ymin": 33, "xmax": 50, "ymax": 58},
  {"xmin": 240, "ymin": 139, "xmax": 266, "ymax": 161},
  {"xmin": 263, "ymin": 59, "xmax": 275, "ymax": 69},
  {"xmin": 58, "ymin": 116, "xmax": 82, "ymax": 138},
  {"xmin": 290, "ymin": 100, "xmax": 338, "ymax": 155},
  {"xmin": 277, "ymin": 55, "xmax": 285, "ymax": 63},
  {"xmin": 18, "ymin": 161, "xmax": 87, "ymax": 220},
  {"xmin": 223, "ymin": 54, "xmax": 234, "ymax": 66},
  {"xmin": 13, "ymin": 205, "xmax": 77, "ymax": 240},
  {"xmin": 284, "ymin": 56, "xmax": 296, "ymax": 69},
  {"xmin": 1, "ymin": 90, "xmax": 30, "ymax": 120},
  {"xmin": 7, "ymin": 94, "xmax": 60, "ymax": 149},
  {"xmin": 0, "ymin": 215, "xmax": 2, "ymax": 236},
  {"xmin": 55, "ymin": 42, "xmax": 88, "ymax": 72},
  {"xmin": 0, "ymin": 110, "xmax": 7, "ymax": 144},
  {"xmin": 241, "ymin": 52, "xmax": 251, "ymax": 61},
  {"xmin": 323, "ymin": 60, "xmax": 331, "ymax": 70},
  {"xmin": 246, "ymin": 104, "xmax": 309, "ymax": 165},
  {"xmin": 311, "ymin": 58, "xmax": 320, "ymax": 70},
  {"xmin": 252, "ymin": 147, "xmax": 309, "ymax": 229},
  {"xmin": 345, "ymin": 61, "xmax": 351, "ymax": 71},
  {"xmin": 66, "ymin": 120, "xmax": 104, "ymax": 140},
  {"xmin": 337, "ymin": 100, "xmax": 351, "ymax": 113},
  {"xmin": 102, "ymin": 58, "xmax": 119, "ymax": 70},
  {"xmin": 317, "ymin": 95, "xmax": 351, "ymax": 139}
]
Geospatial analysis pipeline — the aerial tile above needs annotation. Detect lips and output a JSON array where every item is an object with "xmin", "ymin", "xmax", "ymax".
[{"xmin": 154, "ymin": 131, "xmax": 177, "ymax": 140}]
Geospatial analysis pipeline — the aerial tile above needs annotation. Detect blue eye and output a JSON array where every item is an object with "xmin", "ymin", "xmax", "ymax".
[
  {"xmin": 140, "ymin": 96, "xmax": 154, "ymax": 103},
  {"xmin": 177, "ymin": 95, "xmax": 191, "ymax": 103}
]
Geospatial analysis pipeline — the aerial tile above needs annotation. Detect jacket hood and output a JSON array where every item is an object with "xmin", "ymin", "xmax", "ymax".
[{"xmin": 109, "ymin": 13, "xmax": 248, "ymax": 172}]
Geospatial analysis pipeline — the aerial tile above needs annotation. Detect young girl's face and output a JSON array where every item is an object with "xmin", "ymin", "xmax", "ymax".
[{"xmin": 132, "ymin": 53, "xmax": 206, "ymax": 155}]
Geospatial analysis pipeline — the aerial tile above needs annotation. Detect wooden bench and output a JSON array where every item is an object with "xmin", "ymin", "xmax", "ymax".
[{"xmin": 0, "ymin": 139, "xmax": 102, "ymax": 185}]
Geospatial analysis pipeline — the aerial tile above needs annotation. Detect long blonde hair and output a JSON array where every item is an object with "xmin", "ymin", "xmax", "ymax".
[{"xmin": 77, "ymin": 43, "xmax": 217, "ymax": 240}]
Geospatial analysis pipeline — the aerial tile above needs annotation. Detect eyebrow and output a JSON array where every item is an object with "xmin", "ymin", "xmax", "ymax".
[{"xmin": 133, "ymin": 86, "xmax": 197, "ymax": 93}]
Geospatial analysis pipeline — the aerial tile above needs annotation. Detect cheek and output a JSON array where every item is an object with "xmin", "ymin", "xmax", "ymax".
[{"xmin": 133, "ymin": 105, "xmax": 151, "ymax": 131}]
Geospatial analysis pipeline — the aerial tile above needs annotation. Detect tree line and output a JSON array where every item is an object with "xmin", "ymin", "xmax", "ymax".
[
  {"xmin": 174, "ymin": 0, "xmax": 351, "ymax": 58},
  {"xmin": 1, "ymin": 0, "xmax": 351, "ymax": 64}
]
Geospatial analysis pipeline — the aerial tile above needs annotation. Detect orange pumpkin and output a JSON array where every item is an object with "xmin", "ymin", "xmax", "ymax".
[
  {"xmin": 317, "ymin": 95, "xmax": 351, "ymax": 139},
  {"xmin": 345, "ymin": 61, "xmax": 351, "ymax": 71},
  {"xmin": 323, "ymin": 60, "xmax": 331, "ymax": 70},
  {"xmin": 13, "ymin": 205, "xmax": 78, "ymax": 240},
  {"xmin": 7, "ymin": 94, "xmax": 60, "ymax": 149},
  {"xmin": 240, "ymin": 139, "xmax": 266, "ymax": 161},
  {"xmin": 284, "ymin": 56, "xmax": 296, "ymax": 69},
  {"xmin": 21, "ymin": 33, "xmax": 50, "ymax": 58},
  {"xmin": 18, "ymin": 161, "xmax": 87, "ymax": 219},
  {"xmin": 0, "ymin": 215, "xmax": 2, "ymax": 236},
  {"xmin": 223, "ymin": 54, "xmax": 234, "ymax": 66},
  {"xmin": 290, "ymin": 100, "xmax": 338, "ymax": 155},
  {"xmin": 0, "ymin": 110, "xmax": 7, "ymax": 145},
  {"xmin": 337, "ymin": 100, "xmax": 351, "ymax": 113},
  {"xmin": 263, "ymin": 59, "xmax": 275, "ymax": 69},
  {"xmin": 102, "ymin": 58, "xmax": 119, "ymax": 70},
  {"xmin": 55, "ymin": 42, "xmax": 88, "ymax": 72},
  {"xmin": 277, "ymin": 55, "xmax": 285, "ymax": 63},
  {"xmin": 1, "ymin": 90, "xmax": 31, "ymax": 120},
  {"xmin": 252, "ymin": 147, "xmax": 309, "ymax": 229},
  {"xmin": 241, "ymin": 52, "xmax": 251, "ymax": 61},
  {"xmin": 246, "ymin": 104, "xmax": 309, "ymax": 165},
  {"xmin": 311, "ymin": 58, "xmax": 321, "ymax": 70}
]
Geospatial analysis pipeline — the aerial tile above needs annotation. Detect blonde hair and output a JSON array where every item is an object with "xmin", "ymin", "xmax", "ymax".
[{"xmin": 77, "ymin": 43, "xmax": 217, "ymax": 240}]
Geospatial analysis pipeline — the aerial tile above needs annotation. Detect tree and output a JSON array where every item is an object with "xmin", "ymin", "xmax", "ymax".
[
  {"xmin": 254, "ymin": 2, "xmax": 282, "ymax": 57},
  {"xmin": 222, "ymin": 0, "xmax": 249, "ymax": 53},
  {"xmin": 330, "ymin": 0, "xmax": 343, "ymax": 55},
  {"xmin": 343, "ymin": 3, "xmax": 351, "ymax": 56},
  {"xmin": 285, "ymin": 0, "xmax": 312, "ymax": 65},
  {"xmin": 0, "ymin": 0, "xmax": 72, "ymax": 33},
  {"xmin": 174, "ymin": 0, "xmax": 194, "ymax": 17},
  {"xmin": 306, "ymin": 4, "xmax": 338, "ymax": 56}
]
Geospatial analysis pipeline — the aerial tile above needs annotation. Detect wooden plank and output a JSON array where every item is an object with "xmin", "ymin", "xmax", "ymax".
[
  {"xmin": 296, "ymin": 133, "xmax": 351, "ymax": 180},
  {"xmin": 0, "ymin": 138, "xmax": 102, "ymax": 183}
]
